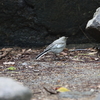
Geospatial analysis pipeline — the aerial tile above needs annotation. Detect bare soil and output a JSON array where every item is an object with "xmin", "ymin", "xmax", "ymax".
[{"xmin": 0, "ymin": 45, "xmax": 100, "ymax": 100}]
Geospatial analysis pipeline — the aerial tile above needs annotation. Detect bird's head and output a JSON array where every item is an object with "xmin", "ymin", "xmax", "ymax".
[{"xmin": 59, "ymin": 36, "xmax": 68, "ymax": 41}]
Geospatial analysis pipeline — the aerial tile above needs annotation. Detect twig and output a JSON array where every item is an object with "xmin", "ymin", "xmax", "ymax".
[
  {"xmin": 69, "ymin": 49, "xmax": 91, "ymax": 52},
  {"xmin": 33, "ymin": 92, "xmax": 41, "ymax": 94},
  {"xmin": 44, "ymin": 87, "xmax": 58, "ymax": 94},
  {"xmin": 0, "ymin": 48, "xmax": 13, "ymax": 59},
  {"xmin": 79, "ymin": 26, "xmax": 93, "ymax": 43}
]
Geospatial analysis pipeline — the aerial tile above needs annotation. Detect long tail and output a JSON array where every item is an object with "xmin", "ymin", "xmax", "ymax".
[{"xmin": 35, "ymin": 49, "xmax": 50, "ymax": 60}]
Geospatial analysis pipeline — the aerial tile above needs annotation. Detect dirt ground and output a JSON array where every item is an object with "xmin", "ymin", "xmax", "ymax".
[{"xmin": 0, "ymin": 44, "xmax": 100, "ymax": 100}]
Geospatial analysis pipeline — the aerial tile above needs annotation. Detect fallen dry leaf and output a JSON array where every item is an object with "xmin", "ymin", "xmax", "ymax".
[{"xmin": 56, "ymin": 87, "xmax": 70, "ymax": 92}]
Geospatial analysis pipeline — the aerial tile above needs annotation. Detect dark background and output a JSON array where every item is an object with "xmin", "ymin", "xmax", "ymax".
[{"xmin": 0, "ymin": 0, "xmax": 99, "ymax": 47}]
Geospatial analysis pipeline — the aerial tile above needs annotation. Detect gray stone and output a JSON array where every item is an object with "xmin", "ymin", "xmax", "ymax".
[
  {"xmin": 0, "ymin": 77, "xmax": 32, "ymax": 100},
  {"xmin": 59, "ymin": 90, "xmax": 95, "ymax": 99},
  {"xmin": 95, "ymin": 93, "xmax": 100, "ymax": 100},
  {"xmin": 86, "ymin": 7, "xmax": 100, "ymax": 29},
  {"xmin": 86, "ymin": 7, "xmax": 100, "ymax": 42}
]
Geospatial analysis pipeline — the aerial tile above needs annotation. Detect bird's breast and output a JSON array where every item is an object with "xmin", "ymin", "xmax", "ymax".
[{"xmin": 51, "ymin": 43, "xmax": 66, "ymax": 53}]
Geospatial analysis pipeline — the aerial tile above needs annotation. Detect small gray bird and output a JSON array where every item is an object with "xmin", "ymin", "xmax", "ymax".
[{"xmin": 35, "ymin": 36, "xmax": 68, "ymax": 60}]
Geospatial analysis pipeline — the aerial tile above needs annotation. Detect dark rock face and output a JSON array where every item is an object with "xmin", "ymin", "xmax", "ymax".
[
  {"xmin": 0, "ymin": 0, "xmax": 47, "ymax": 47},
  {"xmin": 0, "ymin": 0, "xmax": 99, "ymax": 47},
  {"xmin": 86, "ymin": 7, "xmax": 100, "ymax": 42}
]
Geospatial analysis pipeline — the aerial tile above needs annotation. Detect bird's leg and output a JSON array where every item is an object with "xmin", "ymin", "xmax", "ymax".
[
  {"xmin": 53, "ymin": 54, "xmax": 60, "ymax": 60},
  {"xmin": 53, "ymin": 54, "xmax": 57, "ymax": 60},
  {"xmin": 97, "ymin": 51, "xmax": 100, "ymax": 58}
]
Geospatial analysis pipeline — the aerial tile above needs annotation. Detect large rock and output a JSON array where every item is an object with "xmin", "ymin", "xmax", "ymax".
[
  {"xmin": 86, "ymin": 7, "xmax": 100, "ymax": 42},
  {"xmin": 0, "ymin": 0, "xmax": 99, "ymax": 46},
  {"xmin": 0, "ymin": 77, "xmax": 32, "ymax": 100}
]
